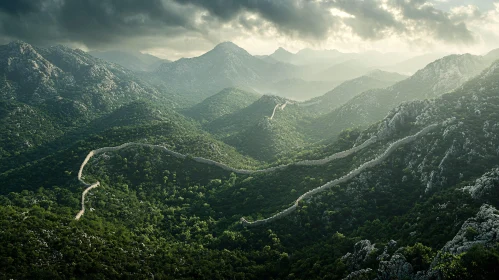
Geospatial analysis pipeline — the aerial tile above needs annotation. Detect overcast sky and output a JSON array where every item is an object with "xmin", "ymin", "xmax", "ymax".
[{"xmin": 1, "ymin": 0, "xmax": 498, "ymax": 60}]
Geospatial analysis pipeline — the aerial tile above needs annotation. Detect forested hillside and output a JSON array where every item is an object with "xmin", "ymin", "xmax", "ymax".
[
  {"xmin": 1, "ymin": 42, "xmax": 499, "ymax": 279},
  {"xmin": 183, "ymin": 88, "xmax": 261, "ymax": 123},
  {"xmin": 305, "ymin": 70, "xmax": 408, "ymax": 114}
]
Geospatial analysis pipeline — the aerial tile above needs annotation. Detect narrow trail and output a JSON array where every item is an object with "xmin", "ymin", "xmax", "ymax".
[
  {"xmin": 75, "ymin": 134, "xmax": 378, "ymax": 220},
  {"xmin": 240, "ymin": 123, "xmax": 439, "ymax": 227}
]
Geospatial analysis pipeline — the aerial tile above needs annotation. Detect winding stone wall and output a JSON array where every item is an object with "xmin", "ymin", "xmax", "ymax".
[
  {"xmin": 75, "ymin": 124, "xmax": 437, "ymax": 221},
  {"xmin": 240, "ymin": 123, "xmax": 439, "ymax": 227}
]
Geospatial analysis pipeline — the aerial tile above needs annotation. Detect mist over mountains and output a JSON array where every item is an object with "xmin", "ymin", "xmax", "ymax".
[
  {"xmin": 89, "ymin": 50, "xmax": 171, "ymax": 72},
  {"xmin": 82, "ymin": 41, "xmax": 452, "ymax": 103},
  {"xmin": 2, "ymin": 37, "xmax": 499, "ymax": 279}
]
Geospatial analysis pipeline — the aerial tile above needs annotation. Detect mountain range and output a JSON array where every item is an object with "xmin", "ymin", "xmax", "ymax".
[
  {"xmin": 89, "ymin": 50, "xmax": 170, "ymax": 72},
  {"xmin": 304, "ymin": 70, "xmax": 408, "ymax": 113},
  {"xmin": 307, "ymin": 51, "xmax": 499, "ymax": 141},
  {"xmin": 2, "ymin": 39, "xmax": 499, "ymax": 279},
  {"xmin": 143, "ymin": 42, "xmax": 447, "ymax": 102},
  {"xmin": 150, "ymin": 42, "xmax": 302, "ymax": 101}
]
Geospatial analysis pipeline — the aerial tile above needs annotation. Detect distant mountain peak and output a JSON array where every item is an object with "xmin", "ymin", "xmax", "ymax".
[
  {"xmin": 48, "ymin": 44, "xmax": 87, "ymax": 56},
  {"xmin": 415, "ymin": 53, "xmax": 477, "ymax": 74},
  {"xmin": 269, "ymin": 47, "xmax": 294, "ymax": 63},
  {"xmin": 367, "ymin": 69, "xmax": 384, "ymax": 75},
  {"xmin": 212, "ymin": 41, "xmax": 247, "ymax": 53},
  {"xmin": 273, "ymin": 47, "xmax": 292, "ymax": 55}
]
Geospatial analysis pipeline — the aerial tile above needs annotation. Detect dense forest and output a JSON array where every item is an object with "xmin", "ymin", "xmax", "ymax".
[{"xmin": 1, "ymin": 38, "xmax": 499, "ymax": 280}]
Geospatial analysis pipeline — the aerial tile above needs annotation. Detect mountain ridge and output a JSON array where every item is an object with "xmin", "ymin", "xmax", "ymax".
[{"xmin": 307, "ymin": 52, "xmax": 496, "ymax": 141}]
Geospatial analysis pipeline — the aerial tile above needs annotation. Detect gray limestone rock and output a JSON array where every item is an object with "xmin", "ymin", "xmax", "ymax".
[
  {"xmin": 439, "ymin": 204, "xmax": 499, "ymax": 255},
  {"xmin": 342, "ymin": 240, "xmax": 378, "ymax": 271},
  {"xmin": 462, "ymin": 168, "xmax": 499, "ymax": 199}
]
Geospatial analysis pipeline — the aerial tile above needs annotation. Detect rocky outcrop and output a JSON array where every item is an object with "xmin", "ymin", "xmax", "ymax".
[
  {"xmin": 342, "ymin": 240, "xmax": 378, "ymax": 271},
  {"xmin": 376, "ymin": 254, "xmax": 416, "ymax": 280},
  {"xmin": 376, "ymin": 101, "xmax": 429, "ymax": 139},
  {"xmin": 462, "ymin": 168, "xmax": 499, "ymax": 199},
  {"xmin": 439, "ymin": 204, "xmax": 499, "ymax": 255},
  {"xmin": 350, "ymin": 205, "xmax": 499, "ymax": 279}
]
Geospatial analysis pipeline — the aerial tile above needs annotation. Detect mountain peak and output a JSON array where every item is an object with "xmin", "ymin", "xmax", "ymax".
[
  {"xmin": 273, "ymin": 47, "xmax": 292, "ymax": 55},
  {"xmin": 6, "ymin": 40, "xmax": 36, "ymax": 54},
  {"xmin": 270, "ymin": 47, "xmax": 294, "ymax": 62},
  {"xmin": 212, "ymin": 41, "xmax": 247, "ymax": 53},
  {"xmin": 2, "ymin": 40, "xmax": 45, "ymax": 61}
]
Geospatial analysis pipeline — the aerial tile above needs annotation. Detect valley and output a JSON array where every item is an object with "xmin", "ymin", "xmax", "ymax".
[{"xmin": 1, "ymin": 39, "xmax": 499, "ymax": 280}]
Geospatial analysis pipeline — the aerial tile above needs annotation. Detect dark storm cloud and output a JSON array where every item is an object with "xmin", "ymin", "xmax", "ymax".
[
  {"xmin": 0, "ymin": 0, "xmax": 199, "ymax": 48},
  {"xmin": 0, "ymin": 0, "xmax": 481, "ymax": 51},
  {"xmin": 172, "ymin": 0, "xmax": 337, "ymax": 39},
  {"xmin": 58, "ymin": 0, "xmax": 195, "ymax": 45},
  {"xmin": 0, "ymin": 0, "xmax": 41, "ymax": 15},
  {"xmin": 173, "ymin": 0, "xmax": 476, "ymax": 43},
  {"xmin": 0, "ymin": 0, "xmax": 62, "ymax": 44}
]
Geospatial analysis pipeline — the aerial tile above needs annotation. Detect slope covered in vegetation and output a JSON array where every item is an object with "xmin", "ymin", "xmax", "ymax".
[
  {"xmin": 2, "ymin": 57, "xmax": 499, "ymax": 279},
  {"xmin": 183, "ymin": 88, "xmax": 261, "ymax": 123}
]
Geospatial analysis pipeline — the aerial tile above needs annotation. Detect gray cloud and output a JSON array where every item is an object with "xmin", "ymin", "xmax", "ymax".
[
  {"xmin": 0, "ymin": 0, "xmax": 42, "ymax": 15},
  {"xmin": 58, "ymin": 0, "xmax": 197, "ymax": 46},
  {"xmin": 0, "ymin": 0, "xmax": 482, "ymax": 54},
  {"xmin": 172, "ymin": 0, "xmax": 337, "ymax": 40},
  {"xmin": 173, "ymin": 0, "xmax": 476, "ymax": 43},
  {"xmin": 335, "ymin": 0, "xmax": 406, "ymax": 40},
  {"xmin": 0, "ymin": 0, "xmax": 201, "ymax": 48},
  {"xmin": 390, "ymin": 0, "xmax": 476, "ymax": 43}
]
